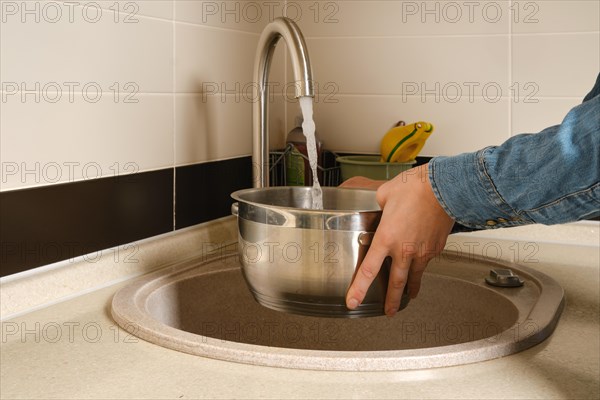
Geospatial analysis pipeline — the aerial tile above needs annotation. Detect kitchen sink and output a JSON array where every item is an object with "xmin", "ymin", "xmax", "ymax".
[{"xmin": 111, "ymin": 248, "xmax": 564, "ymax": 371}]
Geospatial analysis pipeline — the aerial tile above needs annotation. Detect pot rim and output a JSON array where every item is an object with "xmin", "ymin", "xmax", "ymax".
[
  {"xmin": 231, "ymin": 186, "xmax": 381, "ymax": 214},
  {"xmin": 231, "ymin": 187, "xmax": 382, "ymax": 231}
]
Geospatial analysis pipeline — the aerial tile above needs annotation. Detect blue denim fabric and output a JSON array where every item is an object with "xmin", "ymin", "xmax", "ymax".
[{"xmin": 429, "ymin": 73, "xmax": 600, "ymax": 230}]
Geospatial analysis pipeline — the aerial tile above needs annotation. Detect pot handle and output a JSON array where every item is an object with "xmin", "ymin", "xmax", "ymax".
[
  {"xmin": 231, "ymin": 202, "xmax": 239, "ymax": 216},
  {"xmin": 357, "ymin": 232, "xmax": 374, "ymax": 246}
]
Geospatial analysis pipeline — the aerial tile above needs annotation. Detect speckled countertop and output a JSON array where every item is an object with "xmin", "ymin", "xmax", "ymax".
[{"xmin": 1, "ymin": 218, "xmax": 598, "ymax": 399}]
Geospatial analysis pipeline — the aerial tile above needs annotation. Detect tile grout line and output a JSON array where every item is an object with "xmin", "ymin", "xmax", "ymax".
[
  {"xmin": 65, "ymin": 2, "xmax": 263, "ymax": 37},
  {"xmin": 172, "ymin": 0, "xmax": 177, "ymax": 231},
  {"xmin": 187, "ymin": 93, "xmax": 583, "ymax": 100},
  {"xmin": 0, "ymin": 91, "xmax": 586, "ymax": 99},
  {"xmin": 172, "ymin": 19, "xmax": 262, "ymax": 36},
  {"xmin": 284, "ymin": 0, "xmax": 289, "ymax": 135},
  {"xmin": 284, "ymin": 35, "xmax": 288, "ymax": 136},
  {"xmin": 508, "ymin": 0, "xmax": 513, "ymax": 138},
  {"xmin": 304, "ymin": 31, "xmax": 600, "ymax": 40}
]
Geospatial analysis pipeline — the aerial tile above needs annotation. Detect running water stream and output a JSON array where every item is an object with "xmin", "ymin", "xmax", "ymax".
[{"xmin": 299, "ymin": 96, "xmax": 323, "ymax": 209}]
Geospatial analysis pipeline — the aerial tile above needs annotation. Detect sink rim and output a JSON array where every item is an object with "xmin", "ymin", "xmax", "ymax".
[{"xmin": 111, "ymin": 250, "xmax": 565, "ymax": 371}]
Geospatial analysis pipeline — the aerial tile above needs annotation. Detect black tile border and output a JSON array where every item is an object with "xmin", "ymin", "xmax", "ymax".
[
  {"xmin": 175, "ymin": 157, "xmax": 253, "ymax": 229},
  {"xmin": 0, "ymin": 157, "xmax": 255, "ymax": 276},
  {"xmin": 0, "ymin": 169, "xmax": 174, "ymax": 276},
  {"xmin": 0, "ymin": 155, "xmax": 434, "ymax": 276},
  {"xmin": 2, "ymin": 154, "xmax": 595, "ymax": 276}
]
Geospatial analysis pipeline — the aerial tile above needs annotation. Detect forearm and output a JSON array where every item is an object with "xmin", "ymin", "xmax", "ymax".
[{"xmin": 429, "ymin": 92, "xmax": 599, "ymax": 229}]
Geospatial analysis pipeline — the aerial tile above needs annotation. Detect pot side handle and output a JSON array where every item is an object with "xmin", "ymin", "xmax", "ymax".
[
  {"xmin": 357, "ymin": 232, "xmax": 374, "ymax": 246},
  {"xmin": 231, "ymin": 202, "xmax": 239, "ymax": 216}
]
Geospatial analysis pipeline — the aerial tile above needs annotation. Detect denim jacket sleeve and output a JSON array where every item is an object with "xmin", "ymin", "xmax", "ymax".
[{"xmin": 429, "ymin": 73, "xmax": 600, "ymax": 230}]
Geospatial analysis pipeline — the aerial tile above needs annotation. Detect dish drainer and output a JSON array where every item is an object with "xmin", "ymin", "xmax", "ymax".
[{"xmin": 269, "ymin": 144, "xmax": 341, "ymax": 187}]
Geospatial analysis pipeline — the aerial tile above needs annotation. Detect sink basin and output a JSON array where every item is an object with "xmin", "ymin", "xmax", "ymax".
[{"xmin": 111, "ymin": 249, "xmax": 564, "ymax": 371}]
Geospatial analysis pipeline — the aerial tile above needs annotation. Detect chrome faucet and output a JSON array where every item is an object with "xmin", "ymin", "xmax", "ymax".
[{"xmin": 253, "ymin": 17, "xmax": 314, "ymax": 188}]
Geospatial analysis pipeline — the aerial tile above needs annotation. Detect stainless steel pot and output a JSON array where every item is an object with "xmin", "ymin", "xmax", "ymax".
[{"xmin": 231, "ymin": 186, "xmax": 410, "ymax": 318}]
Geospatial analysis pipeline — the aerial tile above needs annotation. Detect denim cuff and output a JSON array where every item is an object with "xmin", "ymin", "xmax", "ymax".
[{"xmin": 428, "ymin": 150, "xmax": 532, "ymax": 230}]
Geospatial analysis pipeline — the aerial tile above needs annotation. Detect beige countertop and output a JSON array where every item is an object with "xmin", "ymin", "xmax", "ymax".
[{"xmin": 1, "ymin": 218, "xmax": 598, "ymax": 399}]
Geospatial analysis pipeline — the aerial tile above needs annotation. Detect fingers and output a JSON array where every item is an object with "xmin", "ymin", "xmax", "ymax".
[
  {"xmin": 407, "ymin": 258, "xmax": 428, "ymax": 299},
  {"xmin": 338, "ymin": 176, "xmax": 369, "ymax": 188},
  {"xmin": 384, "ymin": 256, "xmax": 411, "ymax": 317},
  {"xmin": 345, "ymin": 243, "xmax": 387, "ymax": 310},
  {"xmin": 346, "ymin": 241, "xmax": 434, "ymax": 313},
  {"xmin": 339, "ymin": 176, "xmax": 386, "ymax": 190},
  {"xmin": 343, "ymin": 162, "xmax": 453, "ymax": 315},
  {"xmin": 346, "ymin": 248, "xmax": 430, "ymax": 314}
]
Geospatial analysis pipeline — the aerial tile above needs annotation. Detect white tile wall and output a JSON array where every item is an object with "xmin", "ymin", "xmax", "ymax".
[
  {"xmin": 511, "ymin": 98, "xmax": 581, "ymax": 135},
  {"xmin": 175, "ymin": 0, "xmax": 272, "ymax": 33},
  {"xmin": 174, "ymin": 24, "xmax": 260, "ymax": 93},
  {"xmin": 511, "ymin": 0, "xmax": 599, "ymax": 34},
  {"xmin": 175, "ymin": 94, "xmax": 251, "ymax": 165},
  {"xmin": 509, "ymin": 0, "xmax": 600, "ymax": 137},
  {"xmin": 281, "ymin": 0, "xmax": 599, "ymax": 155},
  {"xmin": 0, "ymin": 0, "xmax": 287, "ymax": 191},
  {"xmin": 303, "ymin": 36, "xmax": 510, "ymax": 95},
  {"xmin": 287, "ymin": 96, "xmax": 510, "ymax": 155},
  {"xmin": 77, "ymin": 1, "xmax": 174, "ymax": 21},
  {"xmin": 0, "ymin": 4, "xmax": 173, "ymax": 92},
  {"xmin": 1, "ymin": 94, "xmax": 175, "ymax": 188},
  {"xmin": 1, "ymin": 0, "xmax": 598, "ymax": 191},
  {"xmin": 512, "ymin": 33, "xmax": 600, "ymax": 97},
  {"xmin": 174, "ymin": 92, "xmax": 285, "ymax": 165},
  {"xmin": 284, "ymin": 0, "xmax": 511, "ymax": 37}
]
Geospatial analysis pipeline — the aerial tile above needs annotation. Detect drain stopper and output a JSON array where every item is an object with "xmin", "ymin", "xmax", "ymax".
[{"xmin": 485, "ymin": 268, "xmax": 524, "ymax": 288}]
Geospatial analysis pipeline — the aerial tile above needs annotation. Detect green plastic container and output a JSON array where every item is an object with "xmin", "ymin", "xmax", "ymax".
[{"xmin": 336, "ymin": 155, "xmax": 416, "ymax": 181}]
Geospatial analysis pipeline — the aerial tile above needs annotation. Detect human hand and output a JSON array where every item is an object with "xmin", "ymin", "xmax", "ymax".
[
  {"xmin": 345, "ymin": 164, "xmax": 455, "ymax": 317},
  {"xmin": 339, "ymin": 176, "xmax": 386, "ymax": 190}
]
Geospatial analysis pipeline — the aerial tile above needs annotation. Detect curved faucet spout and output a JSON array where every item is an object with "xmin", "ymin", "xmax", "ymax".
[{"xmin": 253, "ymin": 17, "xmax": 314, "ymax": 188}]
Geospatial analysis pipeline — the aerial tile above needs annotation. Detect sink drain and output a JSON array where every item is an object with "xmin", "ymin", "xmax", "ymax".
[{"xmin": 485, "ymin": 268, "xmax": 524, "ymax": 288}]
